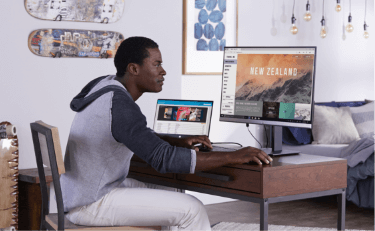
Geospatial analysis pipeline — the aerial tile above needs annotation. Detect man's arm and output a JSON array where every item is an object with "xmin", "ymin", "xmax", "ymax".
[
  {"xmin": 111, "ymin": 91, "xmax": 193, "ymax": 174},
  {"xmin": 195, "ymin": 147, "xmax": 273, "ymax": 172},
  {"xmin": 156, "ymin": 134, "xmax": 212, "ymax": 150},
  {"xmin": 156, "ymin": 134, "xmax": 273, "ymax": 172}
]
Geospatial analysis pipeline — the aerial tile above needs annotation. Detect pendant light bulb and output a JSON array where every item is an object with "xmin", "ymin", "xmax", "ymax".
[
  {"xmin": 364, "ymin": 23, "xmax": 370, "ymax": 39},
  {"xmin": 346, "ymin": 14, "xmax": 354, "ymax": 33},
  {"xmin": 304, "ymin": 12, "xmax": 312, "ymax": 21},
  {"xmin": 320, "ymin": 17, "xmax": 327, "ymax": 38},
  {"xmin": 335, "ymin": 0, "xmax": 342, "ymax": 12},
  {"xmin": 364, "ymin": 1, "xmax": 369, "ymax": 39},
  {"xmin": 304, "ymin": 1, "xmax": 312, "ymax": 21},
  {"xmin": 290, "ymin": 15, "xmax": 298, "ymax": 35}
]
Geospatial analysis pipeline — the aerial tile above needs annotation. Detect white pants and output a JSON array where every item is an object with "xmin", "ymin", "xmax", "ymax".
[{"xmin": 66, "ymin": 178, "xmax": 211, "ymax": 230}]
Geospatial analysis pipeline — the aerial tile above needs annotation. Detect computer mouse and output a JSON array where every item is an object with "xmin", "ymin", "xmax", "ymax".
[{"xmin": 198, "ymin": 146, "xmax": 211, "ymax": 152}]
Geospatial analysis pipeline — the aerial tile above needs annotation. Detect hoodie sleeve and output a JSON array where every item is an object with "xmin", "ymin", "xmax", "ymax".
[{"xmin": 111, "ymin": 91, "xmax": 193, "ymax": 174}]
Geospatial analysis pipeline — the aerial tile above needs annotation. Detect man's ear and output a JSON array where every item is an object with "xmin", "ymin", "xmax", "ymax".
[{"xmin": 127, "ymin": 63, "xmax": 140, "ymax": 75}]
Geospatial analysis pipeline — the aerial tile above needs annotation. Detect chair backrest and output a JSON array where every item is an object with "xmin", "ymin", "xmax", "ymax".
[{"xmin": 30, "ymin": 121, "xmax": 65, "ymax": 230}]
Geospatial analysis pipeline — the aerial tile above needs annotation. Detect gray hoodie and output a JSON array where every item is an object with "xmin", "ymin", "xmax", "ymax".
[{"xmin": 60, "ymin": 75, "xmax": 195, "ymax": 212}]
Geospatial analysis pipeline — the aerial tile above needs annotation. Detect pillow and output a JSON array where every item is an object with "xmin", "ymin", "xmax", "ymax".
[
  {"xmin": 350, "ymin": 102, "xmax": 374, "ymax": 139},
  {"xmin": 282, "ymin": 101, "xmax": 365, "ymax": 145},
  {"xmin": 315, "ymin": 101, "xmax": 367, "ymax": 107},
  {"xmin": 335, "ymin": 101, "xmax": 367, "ymax": 107},
  {"xmin": 315, "ymin": 101, "xmax": 338, "ymax": 107},
  {"xmin": 282, "ymin": 127, "xmax": 313, "ymax": 145},
  {"xmin": 312, "ymin": 105, "xmax": 360, "ymax": 144}
]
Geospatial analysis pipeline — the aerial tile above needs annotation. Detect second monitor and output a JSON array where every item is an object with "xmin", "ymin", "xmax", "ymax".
[{"xmin": 219, "ymin": 47, "xmax": 317, "ymax": 155}]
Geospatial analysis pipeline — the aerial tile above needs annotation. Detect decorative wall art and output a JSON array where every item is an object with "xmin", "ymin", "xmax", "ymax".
[
  {"xmin": 183, "ymin": 0, "xmax": 238, "ymax": 75},
  {"xmin": 28, "ymin": 29, "xmax": 124, "ymax": 58},
  {"xmin": 24, "ymin": 0, "xmax": 125, "ymax": 23},
  {"xmin": 0, "ymin": 122, "xmax": 19, "ymax": 230}
]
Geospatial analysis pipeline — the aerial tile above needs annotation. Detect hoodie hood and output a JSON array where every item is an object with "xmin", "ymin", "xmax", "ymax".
[{"xmin": 70, "ymin": 75, "xmax": 131, "ymax": 112}]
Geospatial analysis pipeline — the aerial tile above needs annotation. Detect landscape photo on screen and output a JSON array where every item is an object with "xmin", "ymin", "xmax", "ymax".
[{"xmin": 234, "ymin": 53, "xmax": 314, "ymax": 121}]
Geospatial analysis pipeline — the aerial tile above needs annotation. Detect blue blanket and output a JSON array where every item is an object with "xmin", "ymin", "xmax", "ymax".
[{"xmin": 340, "ymin": 137, "xmax": 374, "ymax": 209}]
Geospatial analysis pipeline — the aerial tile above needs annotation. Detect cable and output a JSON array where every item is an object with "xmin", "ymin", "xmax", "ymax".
[
  {"xmin": 211, "ymin": 142, "xmax": 243, "ymax": 147},
  {"xmin": 264, "ymin": 125, "xmax": 269, "ymax": 148},
  {"xmin": 246, "ymin": 123, "xmax": 262, "ymax": 148},
  {"xmin": 365, "ymin": 0, "xmax": 367, "ymax": 22}
]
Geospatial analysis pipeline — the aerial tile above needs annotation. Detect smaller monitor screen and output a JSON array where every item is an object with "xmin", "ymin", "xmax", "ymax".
[
  {"xmin": 153, "ymin": 99, "xmax": 213, "ymax": 137},
  {"xmin": 220, "ymin": 47, "xmax": 316, "ymax": 128}
]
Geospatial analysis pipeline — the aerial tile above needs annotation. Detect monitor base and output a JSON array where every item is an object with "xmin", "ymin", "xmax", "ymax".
[{"xmin": 261, "ymin": 148, "xmax": 300, "ymax": 157}]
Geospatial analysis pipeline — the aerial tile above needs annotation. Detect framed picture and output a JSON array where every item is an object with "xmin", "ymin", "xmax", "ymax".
[{"xmin": 183, "ymin": 0, "xmax": 238, "ymax": 75}]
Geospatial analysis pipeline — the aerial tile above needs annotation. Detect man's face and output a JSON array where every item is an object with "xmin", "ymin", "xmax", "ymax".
[{"xmin": 136, "ymin": 48, "xmax": 166, "ymax": 93}]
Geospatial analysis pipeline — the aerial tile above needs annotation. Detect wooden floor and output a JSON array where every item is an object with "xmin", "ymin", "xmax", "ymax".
[{"xmin": 205, "ymin": 196, "xmax": 374, "ymax": 230}]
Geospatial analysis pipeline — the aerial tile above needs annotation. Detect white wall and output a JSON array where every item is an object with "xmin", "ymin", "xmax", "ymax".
[
  {"xmin": 183, "ymin": 0, "xmax": 374, "ymax": 204},
  {"xmin": 1, "ymin": 0, "xmax": 373, "ymax": 209},
  {"xmin": 1, "ymin": 0, "xmax": 183, "ymax": 170},
  {"xmin": 1, "ymin": 0, "xmax": 183, "ymax": 212}
]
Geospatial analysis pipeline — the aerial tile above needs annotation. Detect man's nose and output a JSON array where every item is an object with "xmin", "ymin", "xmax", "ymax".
[{"xmin": 161, "ymin": 67, "xmax": 167, "ymax": 76}]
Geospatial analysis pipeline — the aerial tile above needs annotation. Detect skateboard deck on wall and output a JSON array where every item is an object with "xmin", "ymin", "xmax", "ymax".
[
  {"xmin": 0, "ymin": 122, "xmax": 18, "ymax": 230},
  {"xmin": 25, "ymin": 0, "xmax": 125, "ymax": 23},
  {"xmin": 28, "ymin": 29, "xmax": 124, "ymax": 58}
]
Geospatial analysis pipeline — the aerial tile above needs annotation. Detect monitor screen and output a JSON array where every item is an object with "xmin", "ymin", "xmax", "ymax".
[
  {"xmin": 153, "ymin": 99, "xmax": 213, "ymax": 138},
  {"xmin": 219, "ymin": 47, "xmax": 316, "ymax": 129}
]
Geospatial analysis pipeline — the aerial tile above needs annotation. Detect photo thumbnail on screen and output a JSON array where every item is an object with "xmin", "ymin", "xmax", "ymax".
[{"xmin": 158, "ymin": 106, "xmax": 207, "ymax": 122}]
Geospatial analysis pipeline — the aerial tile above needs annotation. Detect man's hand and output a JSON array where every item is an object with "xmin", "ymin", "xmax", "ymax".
[
  {"xmin": 232, "ymin": 147, "xmax": 273, "ymax": 165},
  {"xmin": 180, "ymin": 135, "xmax": 212, "ymax": 151}
]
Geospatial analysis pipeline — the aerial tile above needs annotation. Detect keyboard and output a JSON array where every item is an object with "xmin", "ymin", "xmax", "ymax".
[{"xmin": 210, "ymin": 146, "xmax": 239, "ymax": 152}]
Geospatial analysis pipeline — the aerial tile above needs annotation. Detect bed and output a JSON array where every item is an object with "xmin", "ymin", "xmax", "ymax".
[{"xmin": 282, "ymin": 100, "xmax": 374, "ymax": 209}]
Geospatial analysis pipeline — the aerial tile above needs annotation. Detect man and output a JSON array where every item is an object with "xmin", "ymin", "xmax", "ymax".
[{"xmin": 60, "ymin": 36, "xmax": 272, "ymax": 230}]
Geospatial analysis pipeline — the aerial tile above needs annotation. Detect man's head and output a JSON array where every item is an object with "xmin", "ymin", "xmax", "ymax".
[
  {"xmin": 114, "ymin": 37, "xmax": 167, "ymax": 97},
  {"xmin": 114, "ymin": 36, "xmax": 159, "ymax": 77}
]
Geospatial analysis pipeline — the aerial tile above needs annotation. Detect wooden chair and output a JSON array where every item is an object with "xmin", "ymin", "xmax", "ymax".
[{"xmin": 30, "ymin": 121, "xmax": 161, "ymax": 231}]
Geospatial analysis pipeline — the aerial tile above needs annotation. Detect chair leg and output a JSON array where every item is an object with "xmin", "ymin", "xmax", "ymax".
[{"xmin": 40, "ymin": 218, "xmax": 47, "ymax": 230}]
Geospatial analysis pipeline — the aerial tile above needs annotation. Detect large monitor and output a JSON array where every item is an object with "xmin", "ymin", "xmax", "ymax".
[{"xmin": 219, "ymin": 47, "xmax": 316, "ymax": 155}]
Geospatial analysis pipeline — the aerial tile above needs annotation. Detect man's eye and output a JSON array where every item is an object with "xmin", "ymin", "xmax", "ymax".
[{"xmin": 156, "ymin": 63, "xmax": 162, "ymax": 67}]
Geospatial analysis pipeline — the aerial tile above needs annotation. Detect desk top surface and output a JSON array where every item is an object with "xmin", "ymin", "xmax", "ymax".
[{"xmin": 225, "ymin": 153, "xmax": 347, "ymax": 171}]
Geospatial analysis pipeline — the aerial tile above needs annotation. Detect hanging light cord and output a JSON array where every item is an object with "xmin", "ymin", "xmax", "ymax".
[
  {"xmin": 292, "ymin": 0, "xmax": 296, "ymax": 16},
  {"xmin": 364, "ymin": 0, "xmax": 367, "ymax": 22},
  {"xmin": 323, "ymin": 0, "xmax": 325, "ymax": 17},
  {"xmin": 349, "ymin": 0, "xmax": 351, "ymax": 14},
  {"xmin": 343, "ymin": 0, "xmax": 345, "ymax": 22}
]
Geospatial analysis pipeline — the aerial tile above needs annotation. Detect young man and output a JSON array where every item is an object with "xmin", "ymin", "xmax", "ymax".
[{"xmin": 60, "ymin": 37, "xmax": 272, "ymax": 230}]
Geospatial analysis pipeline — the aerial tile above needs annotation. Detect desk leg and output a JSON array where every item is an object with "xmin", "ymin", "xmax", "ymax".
[
  {"xmin": 337, "ymin": 189, "xmax": 346, "ymax": 231},
  {"xmin": 260, "ymin": 199, "xmax": 268, "ymax": 231}
]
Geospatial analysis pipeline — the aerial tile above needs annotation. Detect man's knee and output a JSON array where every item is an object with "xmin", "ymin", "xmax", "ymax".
[{"xmin": 182, "ymin": 195, "xmax": 206, "ymax": 217}]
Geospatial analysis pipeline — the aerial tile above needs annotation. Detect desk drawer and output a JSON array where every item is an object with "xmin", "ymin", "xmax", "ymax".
[
  {"xmin": 177, "ymin": 167, "xmax": 261, "ymax": 193},
  {"xmin": 129, "ymin": 157, "xmax": 174, "ymax": 179}
]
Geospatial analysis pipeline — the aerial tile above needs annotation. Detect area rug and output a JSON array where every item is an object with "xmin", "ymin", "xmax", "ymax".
[{"xmin": 211, "ymin": 222, "xmax": 372, "ymax": 231}]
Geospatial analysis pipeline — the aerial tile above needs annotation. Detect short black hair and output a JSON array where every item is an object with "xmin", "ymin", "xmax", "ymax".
[{"xmin": 114, "ymin": 36, "xmax": 159, "ymax": 77}]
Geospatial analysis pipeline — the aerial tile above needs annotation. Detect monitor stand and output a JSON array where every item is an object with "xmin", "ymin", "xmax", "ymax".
[{"xmin": 261, "ymin": 126, "xmax": 300, "ymax": 156}]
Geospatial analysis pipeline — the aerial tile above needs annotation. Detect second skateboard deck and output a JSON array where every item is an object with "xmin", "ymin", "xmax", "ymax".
[{"xmin": 28, "ymin": 29, "xmax": 124, "ymax": 58}]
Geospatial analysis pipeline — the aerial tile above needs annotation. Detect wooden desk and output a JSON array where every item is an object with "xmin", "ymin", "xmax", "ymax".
[
  {"xmin": 18, "ymin": 168, "xmax": 52, "ymax": 230},
  {"xmin": 128, "ymin": 153, "xmax": 347, "ymax": 231}
]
